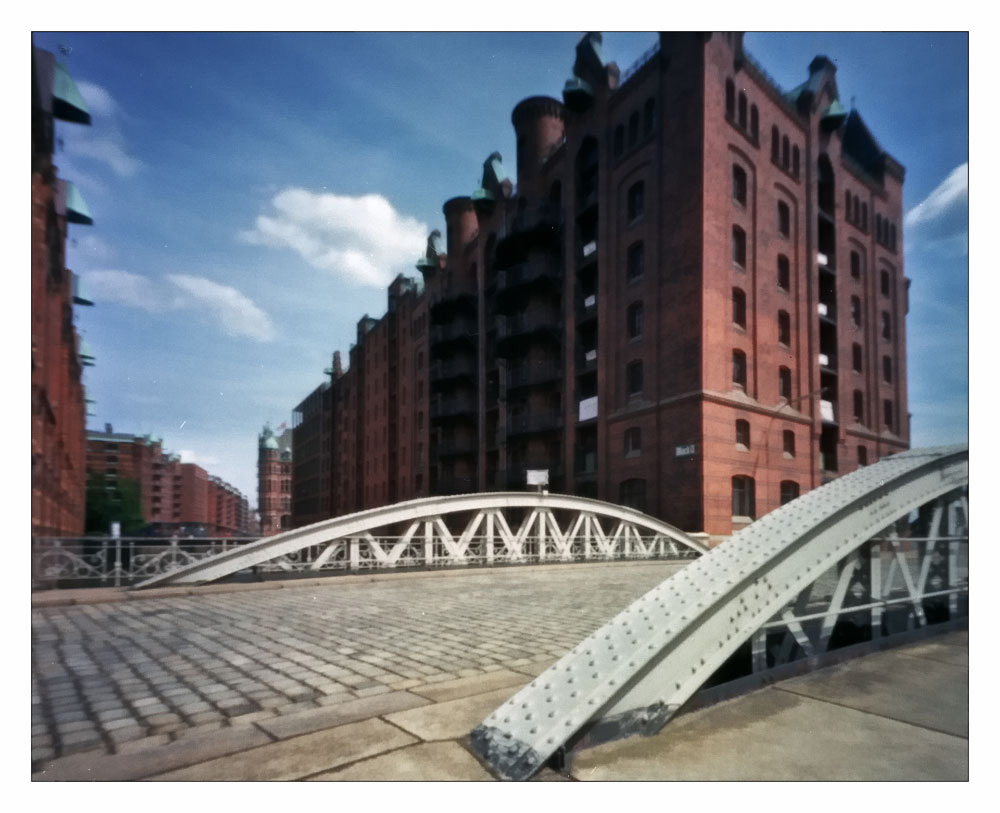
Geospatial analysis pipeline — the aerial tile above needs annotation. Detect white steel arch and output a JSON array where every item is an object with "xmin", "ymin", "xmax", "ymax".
[
  {"xmin": 134, "ymin": 492, "xmax": 707, "ymax": 588},
  {"xmin": 470, "ymin": 445, "xmax": 969, "ymax": 780}
]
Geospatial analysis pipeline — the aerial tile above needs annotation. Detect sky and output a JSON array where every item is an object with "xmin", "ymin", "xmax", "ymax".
[{"xmin": 31, "ymin": 30, "xmax": 969, "ymax": 510}]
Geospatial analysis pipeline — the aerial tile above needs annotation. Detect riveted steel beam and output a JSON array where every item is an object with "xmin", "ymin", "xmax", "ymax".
[
  {"xmin": 133, "ymin": 492, "xmax": 706, "ymax": 588},
  {"xmin": 469, "ymin": 445, "xmax": 968, "ymax": 781}
]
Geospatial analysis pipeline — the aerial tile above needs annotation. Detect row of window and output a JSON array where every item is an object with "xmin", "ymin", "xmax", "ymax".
[
  {"xmin": 724, "ymin": 79, "xmax": 759, "ymax": 143},
  {"xmin": 770, "ymin": 127, "xmax": 801, "ymax": 179},
  {"xmin": 731, "ymin": 166, "xmax": 793, "ymax": 238},
  {"xmin": 734, "ymin": 419, "xmax": 796, "ymax": 457},
  {"xmin": 875, "ymin": 213, "xmax": 898, "ymax": 253},
  {"xmin": 613, "ymin": 98, "xmax": 656, "ymax": 158},
  {"xmin": 731, "ymin": 289, "xmax": 792, "ymax": 345},
  {"xmin": 732, "ymin": 476, "xmax": 801, "ymax": 519},
  {"xmin": 844, "ymin": 190, "xmax": 869, "ymax": 232}
]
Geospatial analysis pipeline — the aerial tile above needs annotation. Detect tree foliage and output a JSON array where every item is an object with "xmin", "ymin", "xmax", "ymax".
[{"xmin": 85, "ymin": 473, "xmax": 145, "ymax": 534}]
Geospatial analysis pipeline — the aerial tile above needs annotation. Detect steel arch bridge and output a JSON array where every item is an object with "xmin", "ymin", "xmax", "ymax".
[
  {"xmin": 134, "ymin": 492, "xmax": 707, "ymax": 588},
  {"xmin": 470, "ymin": 445, "xmax": 969, "ymax": 780}
]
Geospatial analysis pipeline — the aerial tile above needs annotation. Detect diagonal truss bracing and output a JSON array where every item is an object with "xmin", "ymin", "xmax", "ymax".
[
  {"xmin": 469, "ymin": 445, "xmax": 969, "ymax": 781},
  {"xmin": 133, "ymin": 492, "xmax": 707, "ymax": 588}
]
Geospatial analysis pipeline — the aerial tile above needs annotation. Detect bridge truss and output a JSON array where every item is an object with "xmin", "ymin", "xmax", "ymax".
[
  {"xmin": 470, "ymin": 445, "xmax": 969, "ymax": 780},
  {"xmin": 134, "ymin": 492, "xmax": 707, "ymax": 588}
]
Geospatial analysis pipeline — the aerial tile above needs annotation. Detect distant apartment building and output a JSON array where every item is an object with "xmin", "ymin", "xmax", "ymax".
[
  {"xmin": 86, "ymin": 425, "xmax": 250, "ymax": 535},
  {"xmin": 288, "ymin": 32, "xmax": 909, "ymax": 538},
  {"xmin": 31, "ymin": 46, "xmax": 96, "ymax": 537},
  {"xmin": 257, "ymin": 424, "xmax": 292, "ymax": 535}
]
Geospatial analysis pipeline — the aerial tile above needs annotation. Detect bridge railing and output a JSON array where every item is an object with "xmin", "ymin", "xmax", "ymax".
[{"xmin": 32, "ymin": 531, "xmax": 699, "ymax": 590}]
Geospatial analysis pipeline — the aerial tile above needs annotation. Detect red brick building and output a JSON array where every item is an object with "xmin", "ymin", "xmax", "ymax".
[
  {"xmin": 31, "ymin": 46, "xmax": 95, "ymax": 537},
  {"xmin": 290, "ymin": 32, "xmax": 908, "ymax": 539},
  {"xmin": 257, "ymin": 424, "xmax": 292, "ymax": 534},
  {"xmin": 86, "ymin": 426, "xmax": 250, "ymax": 535}
]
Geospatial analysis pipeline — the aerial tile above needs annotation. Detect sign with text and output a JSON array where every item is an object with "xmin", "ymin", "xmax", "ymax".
[
  {"xmin": 675, "ymin": 444, "xmax": 696, "ymax": 458},
  {"xmin": 526, "ymin": 469, "xmax": 549, "ymax": 486}
]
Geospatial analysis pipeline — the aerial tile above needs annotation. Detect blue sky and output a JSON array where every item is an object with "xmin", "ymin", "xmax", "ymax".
[{"xmin": 32, "ymin": 31, "xmax": 968, "ymax": 508}]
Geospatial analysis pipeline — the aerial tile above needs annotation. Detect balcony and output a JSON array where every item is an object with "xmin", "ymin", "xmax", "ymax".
[
  {"xmin": 577, "ymin": 395, "xmax": 598, "ymax": 422},
  {"xmin": 496, "ymin": 308, "xmax": 562, "ymax": 342},
  {"xmin": 430, "ymin": 395, "xmax": 477, "ymax": 421},
  {"xmin": 817, "ymin": 301, "xmax": 837, "ymax": 323},
  {"xmin": 506, "ymin": 410, "xmax": 563, "ymax": 436},
  {"xmin": 574, "ymin": 446, "xmax": 597, "ymax": 478},
  {"xmin": 576, "ymin": 293, "xmax": 597, "ymax": 323},
  {"xmin": 820, "ymin": 399, "xmax": 837, "ymax": 424},
  {"xmin": 436, "ymin": 436, "xmax": 478, "ymax": 457},
  {"xmin": 429, "ymin": 319, "xmax": 477, "ymax": 347},
  {"xmin": 506, "ymin": 360, "xmax": 562, "ymax": 390},
  {"xmin": 577, "ymin": 239, "xmax": 598, "ymax": 267},
  {"xmin": 576, "ymin": 347, "xmax": 598, "ymax": 374},
  {"xmin": 494, "ymin": 259, "xmax": 561, "ymax": 296},
  {"xmin": 429, "ymin": 356, "xmax": 477, "ymax": 382}
]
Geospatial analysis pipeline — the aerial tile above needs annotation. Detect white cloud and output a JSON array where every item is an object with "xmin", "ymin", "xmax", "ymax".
[
  {"xmin": 178, "ymin": 449, "xmax": 221, "ymax": 467},
  {"xmin": 904, "ymin": 163, "xmax": 968, "ymax": 249},
  {"xmin": 166, "ymin": 274, "xmax": 276, "ymax": 343},
  {"xmin": 60, "ymin": 79, "xmax": 142, "ymax": 178},
  {"xmin": 82, "ymin": 269, "xmax": 276, "ymax": 342},
  {"xmin": 239, "ymin": 188, "xmax": 428, "ymax": 288},
  {"xmin": 84, "ymin": 270, "xmax": 159, "ymax": 311}
]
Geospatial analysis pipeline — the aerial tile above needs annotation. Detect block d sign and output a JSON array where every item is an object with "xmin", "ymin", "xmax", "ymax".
[
  {"xmin": 675, "ymin": 444, "xmax": 696, "ymax": 458},
  {"xmin": 526, "ymin": 469, "xmax": 549, "ymax": 486}
]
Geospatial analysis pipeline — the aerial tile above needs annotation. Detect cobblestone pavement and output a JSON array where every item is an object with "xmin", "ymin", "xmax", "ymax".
[{"xmin": 31, "ymin": 561, "xmax": 683, "ymax": 766}]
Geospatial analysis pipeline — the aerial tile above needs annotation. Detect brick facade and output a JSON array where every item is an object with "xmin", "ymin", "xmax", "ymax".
[
  {"xmin": 289, "ymin": 32, "xmax": 909, "ymax": 538},
  {"xmin": 258, "ymin": 424, "xmax": 292, "ymax": 535}
]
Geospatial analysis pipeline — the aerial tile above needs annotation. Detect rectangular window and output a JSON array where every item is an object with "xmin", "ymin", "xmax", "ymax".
[
  {"xmin": 732, "ymin": 288, "xmax": 746, "ymax": 328},
  {"xmin": 780, "ymin": 481, "xmax": 799, "ymax": 505},
  {"xmin": 881, "ymin": 269, "xmax": 891, "ymax": 297},
  {"xmin": 627, "ymin": 182, "xmax": 645, "ymax": 222},
  {"xmin": 884, "ymin": 399, "xmax": 894, "ymax": 430},
  {"xmin": 883, "ymin": 356, "xmax": 892, "ymax": 383},
  {"xmin": 626, "ymin": 360, "xmax": 644, "ymax": 396},
  {"xmin": 732, "ymin": 476, "xmax": 755, "ymax": 518},
  {"xmin": 733, "ymin": 165, "xmax": 747, "ymax": 206},
  {"xmin": 733, "ymin": 350, "xmax": 747, "ymax": 388},
  {"xmin": 735, "ymin": 419, "xmax": 750, "ymax": 449},
  {"xmin": 851, "ymin": 251, "xmax": 861, "ymax": 279},
  {"xmin": 783, "ymin": 430, "xmax": 795, "ymax": 457},
  {"xmin": 627, "ymin": 302, "xmax": 644, "ymax": 339},
  {"xmin": 779, "ymin": 367, "xmax": 791, "ymax": 400},
  {"xmin": 624, "ymin": 427, "xmax": 641, "ymax": 457},
  {"xmin": 777, "ymin": 255, "xmax": 790, "ymax": 291},
  {"xmin": 778, "ymin": 311, "xmax": 791, "ymax": 346}
]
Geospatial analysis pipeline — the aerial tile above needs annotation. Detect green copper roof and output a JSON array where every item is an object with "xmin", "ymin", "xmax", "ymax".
[
  {"xmin": 79, "ymin": 337, "xmax": 96, "ymax": 366},
  {"xmin": 471, "ymin": 186, "xmax": 495, "ymax": 203},
  {"xmin": 821, "ymin": 99, "xmax": 848, "ymax": 122},
  {"xmin": 263, "ymin": 436, "xmax": 279, "ymax": 450},
  {"xmin": 72, "ymin": 272, "xmax": 94, "ymax": 306},
  {"xmin": 52, "ymin": 61, "xmax": 91, "ymax": 125},
  {"xmin": 65, "ymin": 181, "xmax": 93, "ymax": 225}
]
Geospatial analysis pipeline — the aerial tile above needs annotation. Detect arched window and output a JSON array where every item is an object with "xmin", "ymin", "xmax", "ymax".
[
  {"xmin": 613, "ymin": 125, "xmax": 624, "ymax": 157},
  {"xmin": 627, "ymin": 181, "xmax": 645, "ymax": 221},
  {"xmin": 732, "ymin": 164, "xmax": 747, "ymax": 205},
  {"xmin": 628, "ymin": 111, "xmax": 639, "ymax": 147},
  {"xmin": 627, "ymin": 241, "xmax": 644, "ymax": 281},
  {"xmin": 732, "ymin": 476, "xmax": 755, "ymax": 518},
  {"xmin": 738, "ymin": 91, "xmax": 747, "ymax": 129},
  {"xmin": 883, "ymin": 399, "xmax": 894, "ymax": 430},
  {"xmin": 782, "ymin": 430, "xmax": 795, "ymax": 457},
  {"xmin": 854, "ymin": 390, "xmax": 864, "ymax": 423},
  {"xmin": 851, "ymin": 250, "xmax": 862, "ymax": 279},
  {"xmin": 626, "ymin": 360, "xmax": 643, "ymax": 395},
  {"xmin": 771, "ymin": 126, "xmax": 779, "ymax": 161},
  {"xmin": 777, "ymin": 254, "xmax": 790, "ymax": 291},
  {"xmin": 626, "ymin": 301, "xmax": 644, "ymax": 339},
  {"xmin": 732, "ymin": 225, "xmax": 746, "ymax": 267},
  {"xmin": 881, "ymin": 269, "xmax": 891, "ymax": 297},
  {"xmin": 852, "ymin": 343, "xmax": 863, "ymax": 372},
  {"xmin": 890, "ymin": 223, "xmax": 897, "ymax": 252},
  {"xmin": 853, "ymin": 195, "xmax": 860, "ymax": 224},
  {"xmin": 851, "ymin": 296, "xmax": 862, "ymax": 327},
  {"xmin": 858, "ymin": 446, "xmax": 868, "ymax": 466},
  {"xmin": 777, "ymin": 201, "xmax": 791, "ymax": 237},
  {"xmin": 778, "ymin": 366, "xmax": 792, "ymax": 400},
  {"xmin": 781, "ymin": 135, "xmax": 790, "ymax": 169},
  {"xmin": 624, "ymin": 427, "xmax": 642, "ymax": 457},
  {"xmin": 792, "ymin": 145, "xmax": 800, "ymax": 177},
  {"xmin": 883, "ymin": 355, "xmax": 893, "ymax": 384},
  {"xmin": 732, "ymin": 287, "xmax": 746, "ymax": 328},
  {"xmin": 750, "ymin": 104, "xmax": 759, "ymax": 140},
  {"xmin": 735, "ymin": 419, "xmax": 750, "ymax": 448},
  {"xmin": 780, "ymin": 480, "xmax": 799, "ymax": 505},
  {"xmin": 733, "ymin": 349, "xmax": 747, "ymax": 388},
  {"xmin": 861, "ymin": 202, "xmax": 868, "ymax": 230},
  {"xmin": 726, "ymin": 79, "xmax": 735, "ymax": 119},
  {"xmin": 644, "ymin": 98, "xmax": 655, "ymax": 134},
  {"xmin": 881, "ymin": 311, "xmax": 891, "ymax": 340},
  {"xmin": 777, "ymin": 310, "xmax": 791, "ymax": 345}
]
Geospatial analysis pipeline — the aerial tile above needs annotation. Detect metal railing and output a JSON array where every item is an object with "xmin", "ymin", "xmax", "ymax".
[
  {"xmin": 32, "ymin": 536, "xmax": 260, "ymax": 589},
  {"xmin": 619, "ymin": 40, "xmax": 661, "ymax": 87}
]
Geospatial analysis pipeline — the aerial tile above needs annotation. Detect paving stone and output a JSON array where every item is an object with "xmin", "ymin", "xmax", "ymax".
[
  {"xmin": 57, "ymin": 720, "xmax": 97, "ymax": 735},
  {"xmin": 115, "ymin": 734, "xmax": 171, "ymax": 754},
  {"xmin": 310, "ymin": 741, "xmax": 493, "ymax": 781},
  {"xmin": 101, "ymin": 717, "xmax": 140, "ymax": 732},
  {"xmin": 108, "ymin": 726, "xmax": 147, "ymax": 745},
  {"xmin": 149, "ymin": 718, "xmax": 417, "ymax": 781},
  {"xmin": 216, "ymin": 698, "xmax": 257, "ymax": 717},
  {"xmin": 177, "ymin": 701, "xmax": 212, "ymax": 715},
  {"xmin": 256, "ymin": 690, "xmax": 430, "ymax": 740}
]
